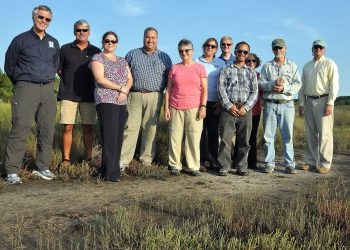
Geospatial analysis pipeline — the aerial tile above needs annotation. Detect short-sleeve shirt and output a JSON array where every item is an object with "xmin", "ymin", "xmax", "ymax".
[
  {"xmin": 58, "ymin": 41, "xmax": 101, "ymax": 102},
  {"xmin": 91, "ymin": 53, "xmax": 128, "ymax": 105},
  {"xmin": 169, "ymin": 63, "xmax": 207, "ymax": 110}
]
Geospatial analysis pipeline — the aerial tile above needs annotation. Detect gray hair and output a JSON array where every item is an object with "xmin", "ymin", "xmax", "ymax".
[
  {"xmin": 74, "ymin": 20, "xmax": 90, "ymax": 31},
  {"xmin": 32, "ymin": 5, "xmax": 52, "ymax": 19},
  {"xmin": 178, "ymin": 39, "xmax": 193, "ymax": 50},
  {"xmin": 144, "ymin": 27, "xmax": 158, "ymax": 37},
  {"xmin": 220, "ymin": 36, "xmax": 233, "ymax": 45}
]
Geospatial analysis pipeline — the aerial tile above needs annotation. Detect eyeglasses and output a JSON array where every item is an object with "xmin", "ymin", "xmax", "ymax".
[
  {"xmin": 313, "ymin": 45, "xmax": 324, "ymax": 50},
  {"xmin": 36, "ymin": 15, "xmax": 52, "ymax": 23},
  {"xmin": 237, "ymin": 50, "xmax": 249, "ymax": 55},
  {"xmin": 246, "ymin": 59, "xmax": 256, "ymax": 63},
  {"xmin": 273, "ymin": 46, "xmax": 283, "ymax": 51},
  {"xmin": 179, "ymin": 49, "xmax": 192, "ymax": 54},
  {"xmin": 221, "ymin": 43, "xmax": 232, "ymax": 47},
  {"xmin": 104, "ymin": 39, "xmax": 117, "ymax": 44},
  {"xmin": 205, "ymin": 44, "xmax": 217, "ymax": 49},
  {"xmin": 75, "ymin": 29, "xmax": 89, "ymax": 33}
]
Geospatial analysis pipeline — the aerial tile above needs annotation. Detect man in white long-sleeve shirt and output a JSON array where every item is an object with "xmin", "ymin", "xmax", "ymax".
[{"xmin": 299, "ymin": 40, "xmax": 339, "ymax": 174}]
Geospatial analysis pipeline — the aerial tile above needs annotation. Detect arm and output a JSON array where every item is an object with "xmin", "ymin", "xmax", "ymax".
[
  {"xmin": 298, "ymin": 67, "xmax": 306, "ymax": 116},
  {"xmin": 259, "ymin": 64, "xmax": 275, "ymax": 92},
  {"xmin": 117, "ymin": 65, "xmax": 133, "ymax": 102},
  {"xmin": 197, "ymin": 77, "xmax": 208, "ymax": 120},
  {"xmin": 325, "ymin": 60, "xmax": 339, "ymax": 116},
  {"xmin": 90, "ymin": 60, "xmax": 127, "ymax": 93},
  {"xmin": 4, "ymin": 39, "xmax": 20, "ymax": 83},
  {"xmin": 281, "ymin": 63, "xmax": 302, "ymax": 96},
  {"xmin": 164, "ymin": 77, "xmax": 173, "ymax": 121},
  {"xmin": 241, "ymin": 70, "xmax": 258, "ymax": 113},
  {"xmin": 217, "ymin": 67, "xmax": 233, "ymax": 111}
]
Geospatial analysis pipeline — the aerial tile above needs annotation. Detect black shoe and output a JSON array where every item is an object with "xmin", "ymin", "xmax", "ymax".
[
  {"xmin": 236, "ymin": 170, "xmax": 249, "ymax": 176},
  {"xmin": 105, "ymin": 178, "xmax": 120, "ymax": 182},
  {"xmin": 218, "ymin": 170, "xmax": 228, "ymax": 176},
  {"xmin": 199, "ymin": 165, "xmax": 207, "ymax": 172}
]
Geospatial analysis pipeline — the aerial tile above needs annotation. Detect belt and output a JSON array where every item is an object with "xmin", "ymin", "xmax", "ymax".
[
  {"xmin": 26, "ymin": 80, "xmax": 52, "ymax": 85},
  {"xmin": 264, "ymin": 99, "xmax": 291, "ymax": 104},
  {"xmin": 130, "ymin": 89, "xmax": 152, "ymax": 93},
  {"xmin": 306, "ymin": 94, "xmax": 329, "ymax": 99}
]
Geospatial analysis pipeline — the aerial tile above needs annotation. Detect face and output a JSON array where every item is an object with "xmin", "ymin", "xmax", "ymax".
[
  {"xmin": 204, "ymin": 40, "xmax": 217, "ymax": 57},
  {"xmin": 235, "ymin": 44, "xmax": 250, "ymax": 63},
  {"xmin": 74, "ymin": 24, "xmax": 90, "ymax": 43},
  {"xmin": 178, "ymin": 45, "xmax": 193, "ymax": 61},
  {"xmin": 220, "ymin": 38, "xmax": 233, "ymax": 53},
  {"xmin": 102, "ymin": 34, "xmax": 118, "ymax": 53},
  {"xmin": 33, "ymin": 10, "xmax": 52, "ymax": 32},
  {"xmin": 143, "ymin": 30, "xmax": 158, "ymax": 52},
  {"xmin": 246, "ymin": 56, "xmax": 257, "ymax": 69},
  {"xmin": 312, "ymin": 45, "xmax": 325, "ymax": 59},
  {"xmin": 272, "ymin": 46, "xmax": 286, "ymax": 59}
]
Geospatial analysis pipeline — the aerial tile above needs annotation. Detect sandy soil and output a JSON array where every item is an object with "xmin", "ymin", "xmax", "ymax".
[{"xmin": 0, "ymin": 150, "xmax": 349, "ymax": 247}]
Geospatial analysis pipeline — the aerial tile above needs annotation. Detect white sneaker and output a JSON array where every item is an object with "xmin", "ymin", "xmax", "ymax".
[
  {"xmin": 32, "ymin": 169, "xmax": 55, "ymax": 180},
  {"xmin": 5, "ymin": 174, "xmax": 22, "ymax": 185}
]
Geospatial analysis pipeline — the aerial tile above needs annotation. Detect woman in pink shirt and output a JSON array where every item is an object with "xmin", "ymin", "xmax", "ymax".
[{"xmin": 164, "ymin": 39, "xmax": 208, "ymax": 176}]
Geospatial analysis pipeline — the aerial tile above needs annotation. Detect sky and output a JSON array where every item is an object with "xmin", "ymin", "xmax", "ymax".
[{"xmin": 0, "ymin": 0, "xmax": 348, "ymax": 96}]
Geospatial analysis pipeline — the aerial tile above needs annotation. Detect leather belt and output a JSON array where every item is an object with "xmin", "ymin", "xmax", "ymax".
[
  {"xmin": 264, "ymin": 99, "xmax": 291, "ymax": 104},
  {"xmin": 26, "ymin": 80, "xmax": 52, "ymax": 85},
  {"xmin": 130, "ymin": 89, "xmax": 152, "ymax": 93},
  {"xmin": 306, "ymin": 94, "xmax": 329, "ymax": 99}
]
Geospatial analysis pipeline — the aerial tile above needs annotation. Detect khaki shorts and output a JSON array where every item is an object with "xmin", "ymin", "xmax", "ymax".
[{"xmin": 60, "ymin": 100, "xmax": 96, "ymax": 125}]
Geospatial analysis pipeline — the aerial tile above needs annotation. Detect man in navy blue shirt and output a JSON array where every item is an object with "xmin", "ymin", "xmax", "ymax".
[{"xmin": 3, "ymin": 5, "xmax": 60, "ymax": 184}]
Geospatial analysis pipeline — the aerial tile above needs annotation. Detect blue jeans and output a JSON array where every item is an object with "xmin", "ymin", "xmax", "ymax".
[{"xmin": 263, "ymin": 100, "xmax": 295, "ymax": 168}]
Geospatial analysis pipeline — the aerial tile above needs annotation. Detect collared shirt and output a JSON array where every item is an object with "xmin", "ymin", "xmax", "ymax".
[
  {"xmin": 217, "ymin": 63, "xmax": 258, "ymax": 111},
  {"xmin": 58, "ymin": 41, "xmax": 101, "ymax": 102},
  {"xmin": 195, "ymin": 56, "xmax": 225, "ymax": 101},
  {"xmin": 5, "ymin": 28, "xmax": 60, "ymax": 84},
  {"xmin": 125, "ymin": 47, "xmax": 172, "ymax": 92},
  {"xmin": 299, "ymin": 55, "xmax": 339, "ymax": 106},
  {"xmin": 260, "ymin": 58, "xmax": 301, "ymax": 101},
  {"xmin": 218, "ymin": 54, "xmax": 236, "ymax": 65}
]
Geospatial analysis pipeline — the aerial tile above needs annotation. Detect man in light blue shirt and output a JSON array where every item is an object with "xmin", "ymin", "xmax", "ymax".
[{"xmin": 259, "ymin": 39, "xmax": 301, "ymax": 174}]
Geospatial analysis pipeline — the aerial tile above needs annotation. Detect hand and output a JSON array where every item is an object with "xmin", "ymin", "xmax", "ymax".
[
  {"xmin": 237, "ymin": 106, "xmax": 247, "ymax": 116},
  {"xmin": 275, "ymin": 78, "xmax": 284, "ymax": 86},
  {"xmin": 164, "ymin": 108, "xmax": 171, "ymax": 121},
  {"xmin": 116, "ymin": 92, "xmax": 127, "ymax": 103},
  {"xmin": 197, "ymin": 106, "xmax": 206, "ymax": 120},
  {"xmin": 273, "ymin": 84, "xmax": 284, "ymax": 93},
  {"xmin": 228, "ymin": 105, "xmax": 239, "ymax": 117},
  {"xmin": 213, "ymin": 101, "xmax": 222, "ymax": 115},
  {"xmin": 299, "ymin": 106, "xmax": 305, "ymax": 116},
  {"xmin": 324, "ymin": 104, "xmax": 333, "ymax": 116},
  {"xmin": 120, "ymin": 86, "xmax": 129, "ymax": 95}
]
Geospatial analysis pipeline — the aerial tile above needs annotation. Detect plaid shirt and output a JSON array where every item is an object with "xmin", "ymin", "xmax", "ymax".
[
  {"xmin": 125, "ymin": 47, "xmax": 172, "ymax": 92},
  {"xmin": 218, "ymin": 63, "xmax": 258, "ymax": 111}
]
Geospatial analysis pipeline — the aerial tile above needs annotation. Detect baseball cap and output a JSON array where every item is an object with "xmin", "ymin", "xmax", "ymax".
[
  {"xmin": 313, "ymin": 40, "xmax": 326, "ymax": 48},
  {"xmin": 272, "ymin": 39, "xmax": 286, "ymax": 48}
]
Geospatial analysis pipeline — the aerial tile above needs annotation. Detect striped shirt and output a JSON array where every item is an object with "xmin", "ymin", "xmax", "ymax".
[
  {"xmin": 260, "ymin": 58, "xmax": 301, "ymax": 101},
  {"xmin": 125, "ymin": 47, "xmax": 172, "ymax": 92},
  {"xmin": 217, "ymin": 63, "xmax": 258, "ymax": 111}
]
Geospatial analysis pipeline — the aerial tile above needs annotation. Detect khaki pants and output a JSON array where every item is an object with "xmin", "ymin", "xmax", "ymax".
[
  {"xmin": 304, "ymin": 96, "xmax": 334, "ymax": 169},
  {"xmin": 168, "ymin": 107, "xmax": 203, "ymax": 171},
  {"xmin": 120, "ymin": 92, "xmax": 163, "ymax": 164}
]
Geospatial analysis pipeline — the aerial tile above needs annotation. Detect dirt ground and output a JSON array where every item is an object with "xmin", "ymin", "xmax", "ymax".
[{"xmin": 0, "ymin": 150, "xmax": 349, "ymax": 248}]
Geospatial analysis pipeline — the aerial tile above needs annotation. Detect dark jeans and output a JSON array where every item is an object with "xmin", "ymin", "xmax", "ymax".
[
  {"xmin": 248, "ymin": 115, "xmax": 261, "ymax": 168},
  {"xmin": 96, "ymin": 103, "xmax": 127, "ymax": 180},
  {"xmin": 200, "ymin": 101, "xmax": 219, "ymax": 167},
  {"xmin": 218, "ymin": 109, "xmax": 252, "ymax": 172}
]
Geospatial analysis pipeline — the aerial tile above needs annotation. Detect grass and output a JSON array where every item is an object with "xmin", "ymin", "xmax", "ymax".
[{"xmin": 8, "ymin": 177, "xmax": 350, "ymax": 249}]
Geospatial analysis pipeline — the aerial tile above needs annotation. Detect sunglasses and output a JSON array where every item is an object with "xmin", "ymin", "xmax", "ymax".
[
  {"xmin": 36, "ymin": 15, "xmax": 51, "ymax": 23},
  {"xmin": 104, "ymin": 39, "xmax": 117, "ymax": 44},
  {"xmin": 75, "ymin": 29, "xmax": 89, "ymax": 33},
  {"xmin": 221, "ymin": 43, "xmax": 232, "ymax": 47},
  {"xmin": 313, "ymin": 45, "xmax": 324, "ymax": 50},
  {"xmin": 205, "ymin": 44, "xmax": 217, "ymax": 49},
  {"xmin": 179, "ymin": 49, "xmax": 192, "ymax": 54},
  {"xmin": 237, "ymin": 50, "xmax": 249, "ymax": 55},
  {"xmin": 273, "ymin": 46, "xmax": 283, "ymax": 51},
  {"xmin": 246, "ymin": 59, "xmax": 256, "ymax": 63}
]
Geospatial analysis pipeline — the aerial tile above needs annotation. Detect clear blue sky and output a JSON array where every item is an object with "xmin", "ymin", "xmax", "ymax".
[{"xmin": 1, "ymin": 0, "xmax": 348, "ymax": 96}]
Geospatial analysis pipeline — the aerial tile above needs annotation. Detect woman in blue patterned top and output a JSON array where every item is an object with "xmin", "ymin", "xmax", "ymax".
[{"xmin": 91, "ymin": 31, "xmax": 133, "ymax": 182}]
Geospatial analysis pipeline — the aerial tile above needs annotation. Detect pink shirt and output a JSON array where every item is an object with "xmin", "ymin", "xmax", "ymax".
[{"xmin": 169, "ymin": 63, "xmax": 207, "ymax": 110}]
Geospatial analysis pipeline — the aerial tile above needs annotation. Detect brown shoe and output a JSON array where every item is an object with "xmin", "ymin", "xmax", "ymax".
[
  {"xmin": 300, "ymin": 164, "xmax": 310, "ymax": 171},
  {"xmin": 318, "ymin": 166, "xmax": 330, "ymax": 174}
]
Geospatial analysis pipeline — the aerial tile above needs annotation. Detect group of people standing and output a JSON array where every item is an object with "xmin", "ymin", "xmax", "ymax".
[{"xmin": 2, "ymin": 5, "xmax": 339, "ymax": 185}]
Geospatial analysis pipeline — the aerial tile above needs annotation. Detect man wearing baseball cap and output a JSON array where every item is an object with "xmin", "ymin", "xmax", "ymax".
[
  {"xmin": 259, "ymin": 38, "xmax": 302, "ymax": 174},
  {"xmin": 298, "ymin": 40, "xmax": 339, "ymax": 174}
]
